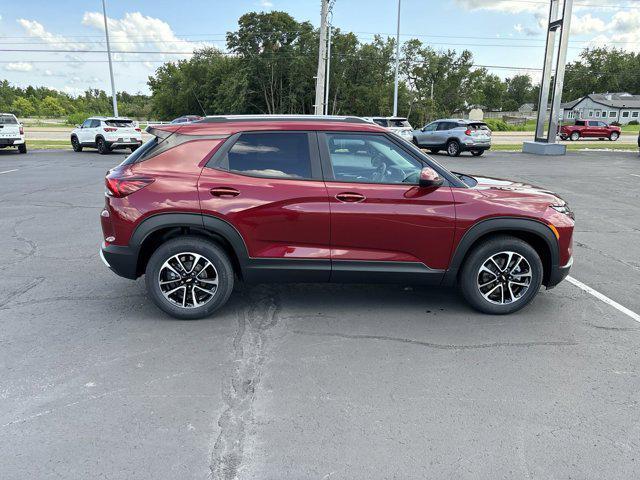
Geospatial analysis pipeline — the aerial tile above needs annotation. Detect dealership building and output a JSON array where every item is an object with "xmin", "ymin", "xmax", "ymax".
[{"xmin": 561, "ymin": 92, "xmax": 640, "ymax": 124}]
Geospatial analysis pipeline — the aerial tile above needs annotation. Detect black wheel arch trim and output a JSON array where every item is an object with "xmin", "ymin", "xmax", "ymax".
[{"xmin": 442, "ymin": 216, "xmax": 559, "ymax": 286}]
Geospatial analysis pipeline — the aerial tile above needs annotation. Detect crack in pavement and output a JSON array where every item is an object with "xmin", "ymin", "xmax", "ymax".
[
  {"xmin": 0, "ymin": 277, "xmax": 45, "ymax": 308},
  {"xmin": 210, "ymin": 287, "xmax": 281, "ymax": 480},
  {"xmin": 575, "ymin": 241, "xmax": 640, "ymax": 272},
  {"xmin": 292, "ymin": 330, "xmax": 576, "ymax": 350},
  {"xmin": 0, "ymin": 217, "xmax": 38, "ymax": 271}
]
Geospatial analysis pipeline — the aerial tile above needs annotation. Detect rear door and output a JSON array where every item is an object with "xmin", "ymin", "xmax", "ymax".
[
  {"xmin": 319, "ymin": 131, "xmax": 456, "ymax": 282},
  {"xmin": 0, "ymin": 114, "xmax": 21, "ymax": 141},
  {"xmin": 198, "ymin": 131, "xmax": 331, "ymax": 281},
  {"xmin": 434, "ymin": 121, "xmax": 455, "ymax": 146}
]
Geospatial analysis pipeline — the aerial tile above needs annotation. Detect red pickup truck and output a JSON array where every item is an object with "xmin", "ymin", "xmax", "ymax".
[{"xmin": 559, "ymin": 120, "xmax": 621, "ymax": 141}]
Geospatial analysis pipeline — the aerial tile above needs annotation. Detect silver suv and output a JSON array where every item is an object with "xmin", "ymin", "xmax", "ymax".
[{"xmin": 412, "ymin": 119, "xmax": 491, "ymax": 157}]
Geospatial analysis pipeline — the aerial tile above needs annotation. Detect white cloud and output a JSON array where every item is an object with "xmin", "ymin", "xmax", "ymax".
[
  {"xmin": 81, "ymin": 11, "xmax": 210, "ymax": 59},
  {"xmin": 16, "ymin": 19, "xmax": 86, "ymax": 50},
  {"xmin": 589, "ymin": 11, "xmax": 640, "ymax": 52},
  {"xmin": 5, "ymin": 62, "xmax": 33, "ymax": 72},
  {"xmin": 455, "ymin": 0, "xmax": 544, "ymax": 14},
  {"xmin": 258, "ymin": 0, "xmax": 274, "ymax": 7},
  {"xmin": 571, "ymin": 13, "xmax": 606, "ymax": 35}
]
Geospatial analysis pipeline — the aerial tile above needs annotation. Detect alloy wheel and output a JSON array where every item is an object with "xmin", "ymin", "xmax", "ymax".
[
  {"xmin": 158, "ymin": 252, "xmax": 219, "ymax": 309},
  {"xmin": 476, "ymin": 251, "xmax": 532, "ymax": 305}
]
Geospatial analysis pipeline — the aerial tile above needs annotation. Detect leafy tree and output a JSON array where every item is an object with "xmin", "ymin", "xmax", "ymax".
[
  {"xmin": 39, "ymin": 96, "xmax": 66, "ymax": 117},
  {"xmin": 11, "ymin": 97, "xmax": 36, "ymax": 117}
]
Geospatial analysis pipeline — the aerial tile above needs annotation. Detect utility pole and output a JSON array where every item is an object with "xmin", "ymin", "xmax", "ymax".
[
  {"xmin": 314, "ymin": 0, "xmax": 329, "ymax": 115},
  {"xmin": 392, "ymin": 0, "xmax": 401, "ymax": 117},
  {"xmin": 102, "ymin": 0, "xmax": 118, "ymax": 117},
  {"xmin": 324, "ymin": 21, "xmax": 332, "ymax": 115}
]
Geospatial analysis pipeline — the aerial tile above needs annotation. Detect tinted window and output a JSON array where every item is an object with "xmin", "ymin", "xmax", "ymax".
[
  {"xmin": 588, "ymin": 121, "xmax": 598, "ymax": 126},
  {"xmin": 575, "ymin": 120, "xmax": 586, "ymax": 126},
  {"xmin": 105, "ymin": 120, "xmax": 133, "ymax": 127},
  {"xmin": 388, "ymin": 118, "xmax": 411, "ymax": 128},
  {"xmin": 325, "ymin": 133, "xmax": 422, "ymax": 184},
  {"xmin": 372, "ymin": 119, "xmax": 388, "ymax": 127},
  {"xmin": 120, "ymin": 137, "xmax": 158, "ymax": 166},
  {"xmin": 0, "ymin": 114, "xmax": 18, "ymax": 125},
  {"xmin": 226, "ymin": 133, "xmax": 312, "ymax": 179},
  {"xmin": 90, "ymin": 120, "xmax": 101, "ymax": 128},
  {"xmin": 81, "ymin": 119, "xmax": 92, "ymax": 128},
  {"xmin": 424, "ymin": 122, "xmax": 438, "ymax": 132}
]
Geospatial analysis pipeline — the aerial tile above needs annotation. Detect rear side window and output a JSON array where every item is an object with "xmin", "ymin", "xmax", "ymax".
[
  {"xmin": 437, "ymin": 122, "xmax": 456, "ymax": 131},
  {"xmin": 90, "ymin": 120, "xmax": 101, "ymax": 128},
  {"xmin": 575, "ymin": 120, "xmax": 586, "ymax": 126},
  {"xmin": 224, "ymin": 133, "xmax": 312, "ymax": 179},
  {"xmin": 120, "ymin": 137, "xmax": 158, "ymax": 166},
  {"xmin": 0, "ymin": 114, "xmax": 18, "ymax": 124}
]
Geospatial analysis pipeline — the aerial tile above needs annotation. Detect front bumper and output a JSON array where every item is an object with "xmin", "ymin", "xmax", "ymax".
[
  {"xmin": 100, "ymin": 242, "xmax": 138, "ymax": 279},
  {"xmin": 546, "ymin": 256, "xmax": 573, "ymax": 289}
]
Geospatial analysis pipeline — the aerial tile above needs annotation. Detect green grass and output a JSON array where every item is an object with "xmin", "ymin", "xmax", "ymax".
[
  {"xmin": 621, "ymin": 124, "xmax": 640, "ymax": 133},
  {"xmin": 26, "ymin": 140, "xmax": 71, "ymax": 150},
  {"xmin": 491, "ymin": 142, "xmax": 637, "ymax": 151}
]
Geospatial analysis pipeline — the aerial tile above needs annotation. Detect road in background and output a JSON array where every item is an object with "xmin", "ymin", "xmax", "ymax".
[{"xmin": 0, "ymin": 149, "xmax": 638, "ymax": 479}]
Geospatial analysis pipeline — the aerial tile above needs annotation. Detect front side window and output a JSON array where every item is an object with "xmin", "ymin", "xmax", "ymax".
[
  {"xmin": 324, "ymin": 133, "xmax": 423, "ymax": 185},
  {"xmin": 81, "ymin": 119, "xmax": 92, "ymax": 128},
  {"xmin": 225, "ymin": 132, "xmax": 312, "ymax": 179},
  {"xmin": 424, "ymin": 122, "xmax": 438, "ymax": 132}
]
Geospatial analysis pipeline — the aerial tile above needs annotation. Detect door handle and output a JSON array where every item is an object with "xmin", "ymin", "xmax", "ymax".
[
  {"xmin": 210, "ymin": 187, "xmax": 240, "ymax": 197},
  {"xmin": 335, "ymin": 192, "xmax": 365, "ymax": 203}
]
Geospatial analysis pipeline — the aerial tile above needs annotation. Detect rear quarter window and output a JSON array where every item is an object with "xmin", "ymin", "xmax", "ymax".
[
  {"xmin": 0, "ymin": 114, "xmax": 18, "ymax": 124},
  {"xmin": 120, "ymin": 137, "xmax": 158, "ymax": 166}
]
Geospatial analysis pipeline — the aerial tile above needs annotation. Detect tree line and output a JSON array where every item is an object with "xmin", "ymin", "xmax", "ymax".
[{"xmin": 2, "ymin": 11, "xmax": 638, "ymax": 125}]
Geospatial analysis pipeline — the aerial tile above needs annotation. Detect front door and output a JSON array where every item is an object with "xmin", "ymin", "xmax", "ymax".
[
  {"xmin": 198, "ymin": 131, "xmax": 331, "ymax": 282},
  {"xmin": 414, "ymin": 121, "xmax": 439, "ymax": 147},
  {"xmin": 318, "ymin": 132, "xmax": 456, "ymax": 283}
]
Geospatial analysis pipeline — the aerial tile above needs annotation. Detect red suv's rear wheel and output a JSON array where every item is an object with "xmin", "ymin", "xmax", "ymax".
[{"xmin": 145, "ymin": 236, "xmax": 234, "ymax": 319}]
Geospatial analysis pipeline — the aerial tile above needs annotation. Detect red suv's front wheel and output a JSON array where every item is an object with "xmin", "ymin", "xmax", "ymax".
[
  {"xmin": 459, "ymin": 235, "xmax": 543, "ymax": 314},
  {"xmin": 145, "ymin": 237, "xmax": 234, "ymax": 319}
]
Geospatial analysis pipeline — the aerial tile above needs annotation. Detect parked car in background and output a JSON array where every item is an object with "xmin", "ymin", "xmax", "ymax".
[
  {"xmin": 100, "ymin": 115, "xmax": 573, "ymax": 319},
  {"xmin": 71, "ymin": 117, "xmax": 143, "ymax": 154},
  {"xmin": 170, "ymin": 115, "xmax": 203, "ymax": 124},
  {"xmin": 559, "ymin": 120, "xmax": 621, "ymax": 141},
  {"xmin": 413, "ymin": 119, "xmax": 491, "ymax": 156},
  {"xmin": 0, "ymin": 113, "xmax": 27, "ymax": 154},
  {"xmin": 365, "ymin": 116, "xmax": 413, "ymax": 142}
]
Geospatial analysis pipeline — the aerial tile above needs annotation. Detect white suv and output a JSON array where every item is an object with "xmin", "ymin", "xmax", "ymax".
[
  {"xmin": 71, "ymin": 117, "xmax": 143, "ymax": 154},
  {"xmin": 365, "ymin": 116, "xmax": 414, "ymax": 141},
  {"xmin": 0, "ymin": 113, "xmax": 27, "ymax": 154}
]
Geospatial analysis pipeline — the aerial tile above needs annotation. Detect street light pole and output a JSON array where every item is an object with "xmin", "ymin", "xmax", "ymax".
[
  {"xmin": 324, "ymin": 21, "xmax": 332, "ymax": 115},
  {"xmin": 102, "ymin": 0, "xmax": 118, "ymax": 117},
  {"xmin": 392, "ymin": 0, "xmax": 401, "ymax": 117},
  {"xmin": 314, "ymin": 0, "xmax": 329, "ymax": 115}
]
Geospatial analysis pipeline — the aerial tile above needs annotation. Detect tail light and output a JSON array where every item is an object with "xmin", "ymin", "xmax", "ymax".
[
  {"xmin": 19, "ymin": 126, "xmax": 24, "ymax": 135},
  {"xmin": 135, "ymin": 128, "xmax": 142, "ymax": 132},
  {"xmin": 465, "ymin": 128, "xmax": 472, "ymax": 136},
  {"xmin": 104, "ymin": 127, "xmax": 117, "ymax": 132},
  {"xmin": 105, "ymin": 174, "xmax": 154, "ymax": 197}
]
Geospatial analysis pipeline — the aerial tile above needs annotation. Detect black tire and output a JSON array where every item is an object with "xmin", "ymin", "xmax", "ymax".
[
  {"xmin": 96, "ymin": 137, "xmax": 110, "ymax": 155},
  {"xmin": 459, "ymin": 235, "xmax": 543, "ymax": 315},
  {"xmin": 446, "ymin": 140, "xmax": 461, "ymax": 157},
  {"xmin": 412, "ymin": 137, "xmax": 420, "ymax": 147},
  {"xmin": 570, "ymin": 132, "xmax": 580, "ymax": 141},
  {"xmin": 71, "ymin": 136, "xmax": 82, "ymax": 152},
  {"xmin": 18, "ymin": 143, "xmax": 27, "ymax": 154},
  {"xmin": 429, "ymin": 148, "xmax": 440, "ymax": 154},
  {"xmin": 145, "ymin": 236, "xmax": 234, "ymax": 320},
  {"xmin": 609, "ymin": 132, "xmax": 619, "ymax": 141},
  {"xmin": 471, "ymin": 150, "xmax": 484, "ymax": 157}
]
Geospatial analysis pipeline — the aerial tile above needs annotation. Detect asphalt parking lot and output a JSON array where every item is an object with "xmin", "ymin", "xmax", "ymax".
[{"xmin": 1, "ymin": 148, "xmax": 639, "ymax": 479}]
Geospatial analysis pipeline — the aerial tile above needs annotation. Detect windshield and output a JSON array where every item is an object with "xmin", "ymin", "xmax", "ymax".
[{"xmin": 0, "ymin": 115, "xmax": 18, "ymax": 125}]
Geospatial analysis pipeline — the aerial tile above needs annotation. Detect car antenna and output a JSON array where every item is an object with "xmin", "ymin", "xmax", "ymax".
[{"xmin": 192, "ymin": 89, "xmax": 207, "ymax": 116}]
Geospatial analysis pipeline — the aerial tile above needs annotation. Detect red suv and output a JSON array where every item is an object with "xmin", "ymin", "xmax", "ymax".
[{"xmin": 100, "ymin": 116, "xmax": 574, "ymax": 319}]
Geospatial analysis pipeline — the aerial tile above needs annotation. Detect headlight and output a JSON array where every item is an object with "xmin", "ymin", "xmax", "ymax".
[{"xmin": 551, "ymin": 204, "xmax": 574, "ymax": 220}]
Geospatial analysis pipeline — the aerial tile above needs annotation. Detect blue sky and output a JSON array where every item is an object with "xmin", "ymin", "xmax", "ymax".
[{"xmin": 0, "ymin": 0, "xmax": 638, "ymax": 95}]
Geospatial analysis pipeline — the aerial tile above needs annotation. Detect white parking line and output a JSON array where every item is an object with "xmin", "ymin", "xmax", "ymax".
[
  {"xmin": 567, "ymin": 276, "xmax": 640, "ymax": 323},
  {"xmin": 0, "ymin": 169, "xmax": 18, "ymax": 175}
]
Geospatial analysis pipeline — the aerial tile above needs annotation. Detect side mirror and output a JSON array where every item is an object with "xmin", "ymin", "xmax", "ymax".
[
  {"xmin": 419, "ymin": 167, "xmax": 444, "ymax": 188},
  {"xmin": 421, "ymin": 127, "xmax": 426, "ymax": 132}
]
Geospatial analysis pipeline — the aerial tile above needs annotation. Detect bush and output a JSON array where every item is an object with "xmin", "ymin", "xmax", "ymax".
[
  {"xmin": 610, "ymin": 121, "xmax": 621, "ymax": 126},
  {"xmin": 483, "ymin": 119, "xmax": 515, "ymax": 132},
  {"xmin": 627, "ymin": 120, "xmax": 639, "ymax": 126},
  {"xmin": 66, "ymin": 112, "xmax": 91, "ymax": 126}
]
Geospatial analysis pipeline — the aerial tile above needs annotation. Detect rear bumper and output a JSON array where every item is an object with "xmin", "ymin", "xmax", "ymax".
[
  {"xmin": 0, "ymin": 138, "xmax": 25, "ymax": 146},
  {"xmin": 546, "ymin": 256, "xmax": 573, "ymax": 289},
  {"xmin": 100, "ymin": 242, "xmax": 138, "ymax": 279},
  {"xmin": 461, "ymin": 143, "xmax": 491, "ymax": 152}
]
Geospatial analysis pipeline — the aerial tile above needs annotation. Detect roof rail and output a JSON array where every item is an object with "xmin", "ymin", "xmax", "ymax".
[{"xmin": 197, "ymin": 114, "xmax": 372, "ymax": 124}]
